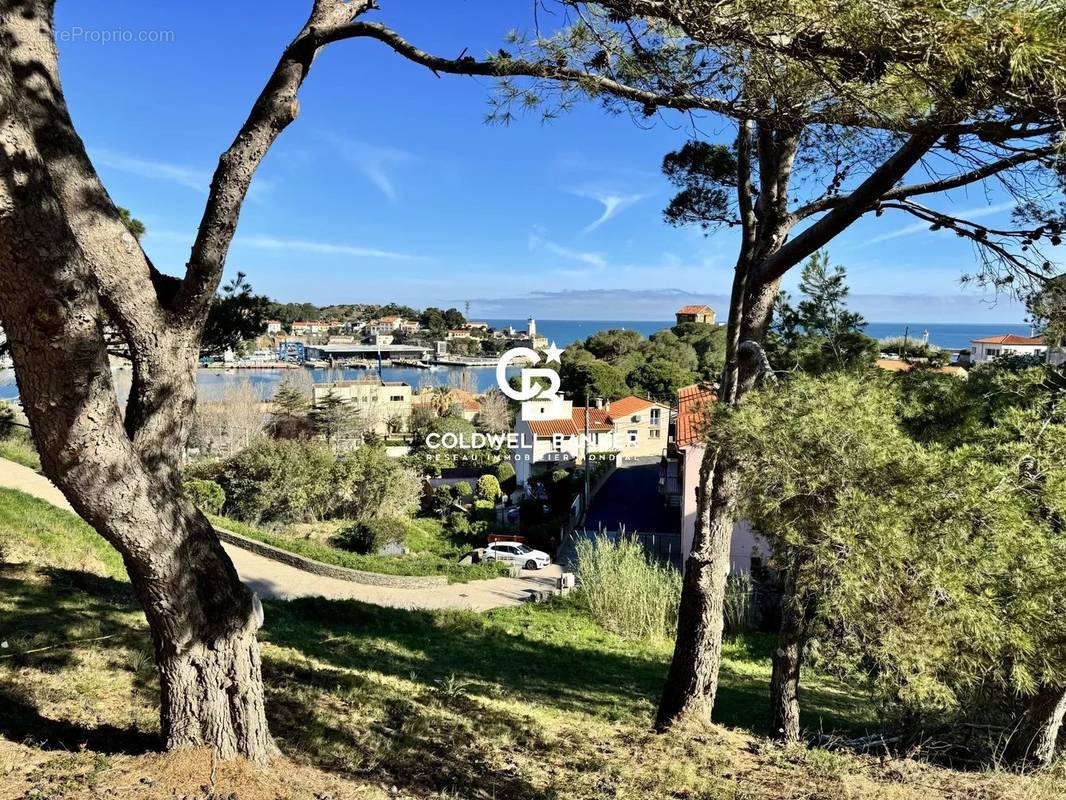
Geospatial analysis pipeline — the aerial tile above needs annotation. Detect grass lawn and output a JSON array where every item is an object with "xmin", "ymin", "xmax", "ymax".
[
  {"xmin": 1, "ymin": 487, "xmax": 1063, "ymax": 799},
  {"xmin": 207, "ymin": 512, "xmax": 509, "ymax": 583},
  {"xmin": 0, "ymin": 429, "xmax": 41, "ymax": 471}
]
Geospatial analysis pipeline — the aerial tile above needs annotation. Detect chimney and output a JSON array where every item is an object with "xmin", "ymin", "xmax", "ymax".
[{"xmin": 594, "ymin": 397, "xmax": 604, "ymax": 409}]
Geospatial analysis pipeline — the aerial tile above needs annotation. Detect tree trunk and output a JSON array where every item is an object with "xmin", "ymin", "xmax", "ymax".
[
  {"xmin": 656, "ymin": 456, "xmax": 741, "ymax": 727},
  {"xmin": 0, "ymin": 8, "xmax": 276, "ymax": 759},
  {"xmin": 770, "ymin": 574, "xmax": 805, "ymax": 742},
  {"xmin": 1006, "ymin": 685, "xmax": 1066, "ymax": 768}
]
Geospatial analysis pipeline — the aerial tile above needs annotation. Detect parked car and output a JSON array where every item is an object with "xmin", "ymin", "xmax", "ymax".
[{"xmin": 484, "ymin": 541, "xmax": 551, "ymax": 571}]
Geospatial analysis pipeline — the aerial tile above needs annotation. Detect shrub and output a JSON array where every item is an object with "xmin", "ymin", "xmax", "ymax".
[
  {"xmin": 575, "ymin": 534, "xmax": 682, "ymax": 641},
  {"xmin": 454, "ymin": 481, "xmax": 473, "ymax": 498},
  {"xmin": 183, "ymin": 479, "xmax": 225, "ymax": 515},
  {"xmin": 447, "ymin": 510, "xmax": 472, "ymax": 539},
  {"xmin": 472, "ymin": 498, "xmax": 495, "ymax": 523},
  {"xmin": 332, "ymin": 445, "xmax": 422, "ymax": 523},
  {"xmin": 495, "ymin": 461, "xmax": 516, "ymax": 492},
  {"xmin": 216, "ymin": 438, "xmax": 335, "ymax": 524},
  {"xmin": 430, "ymin": 484, "xmax": 457, "ymax": 518},
  {"xmin": 335, "ymin": 517, "xmax": 408, "ymax": 555},
  {"xmin": 476, "ymin": 474, "xmax": 501, "ymax": 502}
]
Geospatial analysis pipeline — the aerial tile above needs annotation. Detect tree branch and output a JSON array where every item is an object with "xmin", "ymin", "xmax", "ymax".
[
  {"xmin": 172, "ymin": 0, "xmax": 380, "ymax": 323},
  {"xmin": 791, "ymin": 143, "xmax": 1061, "ymax": 220},
  {"xmin": 756, "ymin": 128, "xmax": 942, "ymax": 284},
  {"xmin": 324, "ymin": 20, "xmax": 744, "ymax": 116}
]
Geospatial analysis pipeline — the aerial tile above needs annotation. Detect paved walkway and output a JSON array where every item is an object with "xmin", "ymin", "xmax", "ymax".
[{"xmin": 0, "ymin": 458, "xmax": 560, "ymax": 611}]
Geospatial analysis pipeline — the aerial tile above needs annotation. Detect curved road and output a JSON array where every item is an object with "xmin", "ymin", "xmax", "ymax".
[{"xmin": 0, "ymin": 457, "xmax": 559, "ymax": 611}]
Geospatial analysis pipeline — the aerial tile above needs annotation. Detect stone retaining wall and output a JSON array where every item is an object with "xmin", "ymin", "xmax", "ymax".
[{"xmin": 215, "ymin": 527, "xmax": 449, "ymax": 589}]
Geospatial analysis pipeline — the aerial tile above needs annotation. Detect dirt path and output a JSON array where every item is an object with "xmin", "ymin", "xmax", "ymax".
[{"xmin": 0, "ymin": 457, "xmax": 560, "ymax": 611}]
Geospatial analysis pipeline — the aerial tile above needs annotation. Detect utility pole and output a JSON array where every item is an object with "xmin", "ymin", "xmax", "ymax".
[{"xmin": 901, "ymin": 325, "xmax": 910, "ymax": 359}]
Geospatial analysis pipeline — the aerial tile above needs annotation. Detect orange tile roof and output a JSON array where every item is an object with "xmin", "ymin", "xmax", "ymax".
[
  {"xmin": 527, "ymin": 418, "xmax": 580, "ymax": 437},
  {"xmin": 677, "ymin": 304, "xmax": 713, "ymax": 314},
  {"xmin": 676, "ymin": 383, "xmax": 717, "ymax": 447},
  {"xmin": 971, "ymin": 334, "xmax": 1044, "ymax": 345},
  {"xmin": 527, "ymin": 407, "xmax": 613, "ymax": 438},
  {"xmin": 606, "ymin": 395, "xmax": 657, "ymax": 418}
]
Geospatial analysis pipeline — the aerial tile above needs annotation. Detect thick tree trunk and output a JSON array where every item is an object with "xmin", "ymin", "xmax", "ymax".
[
  {"xmin": 0, "ymin": 8, "xmax": 276, "ymax": 760},
  {"xmin": 769, "ymin": 575, "xmax": 805, "ymax": 742},
  {"xmin": 1006, "ymin": 685, "xmax": 1066, "ymax": 768},
  {"xmin": 657, "ymin": 457, "xmax": 741, "ymax": 727}
]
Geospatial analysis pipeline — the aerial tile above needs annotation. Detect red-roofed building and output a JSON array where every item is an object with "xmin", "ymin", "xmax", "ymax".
[
  {"xmin": 970, "ymin": 333, "xmax": 1046, "ymax": 364},
  {"xmin": 511, "ymin": 394, "xmax": 669, "ymax": 485},
  {"xmin": 659, "ymin": 383, "xmax": 763, "ymax": 574},
  {"xmin": 675, "ymin": 304, "xmax": 717, "ymax": 326}
]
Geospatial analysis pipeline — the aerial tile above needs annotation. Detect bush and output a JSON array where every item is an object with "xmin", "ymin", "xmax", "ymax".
[
  {"xmin": 575, "ymin": 535, "xmax": 682, "ymax": 641},
  {"xmin": 447, "ymin": 510, "xmax": 472, "ymax": 539},
  {"xmin": 332, "ymin": 446, "xmax": 422, "ymax": 523},
  {"xmin": 183, "ymin": 479, "xmax": 225, "ymax": 515},
  {"xmin": 454, "ymin": 481, "xmax": 473, "ymax": 498},
  {"xmin": 472, "ymin": 498, "xmax": 495, "ymax": 523},
  {"xmin": 476, "ymin": 474, "xmax": 501, "ymax": 502},
  {"xmin": 216, "ymin": 438, "xmax": 336, "ymax": 524},
  {"xmin": 495, "ymin": 461, "xmax": 516, "ymax": 492},
  {"xmin": 335, "ymin": 517, "xmax": 408, "ymax": 555}
]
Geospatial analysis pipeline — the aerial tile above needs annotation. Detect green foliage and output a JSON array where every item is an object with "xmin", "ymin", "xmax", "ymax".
[
  {"xmin": 575, "ymin": 534, "xmax": 682, "ymax": 641},
  {"xmin": 495, "ymin": 461, "xmax": 516, "ymax": 492},
  {"xmin": 215, "ymin": 438, "xmax": 336, "ymax": 524},
  {"xmin": 182, "ymin": 478, "xmax": 225, "ymax": 516},
  {"xmin": 202, "ymin": 272, "xmax": 272, "ymax": 358},
  {"xmin": 453, "ymin": 480, "xmax": 473, "ymax": 498},
  {"xmin": 335, "ymin": 517, "xmax": 409, "ymax": 555},
  {"xmin": 767, "ymin": 252, "xmax": 877, "ymax": 374},
  {"xmin": 430, "ymin": 484, "xmax": 460, "ymax": 518},
  {"xmin": 116, "ymin": 206, "xmax": 145, "ymax": 241},
  {"xmin": 270, "ymin": 375, "xmax": 312, "ymax": 440},
  {"xmin": 717, "ymin": 369, "xmax": 1066, "ymax": 727},
  {"xmin": 311, "ymin": 391, "xmax": 359, "ymax": 444},
  {"xmin": 662, "ymin": 141, "xmax": 738, "ymax": 231},
  {"xmin": 476, "ymin": 474, "xmax": 502, "ymax": 502},
  {"xmin": 331, "ymin": 445, "xmax": 422, "ymax": 523}
]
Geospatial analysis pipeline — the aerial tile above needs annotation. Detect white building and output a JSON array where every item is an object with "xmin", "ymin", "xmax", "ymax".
[
  {"xmin": 970, "ymin": 334, "xmax": 1046, "ymax": 364},
  {"xmin": 511, "ymin": 394, "xmax": 670, "ymax": 486},
  {"xmin": 265, "ymin": 320, "xmax": 282, "ymax": 334}
]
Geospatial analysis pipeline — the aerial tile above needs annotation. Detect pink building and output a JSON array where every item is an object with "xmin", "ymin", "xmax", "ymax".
[{"xmin": 661, "ymin": 383, "xmax": 764, "ymax": 573}]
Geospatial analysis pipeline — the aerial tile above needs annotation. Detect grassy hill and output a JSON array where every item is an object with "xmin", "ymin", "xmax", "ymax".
[{"xmin": 0, "ymin": 487, "xmax": 1062, "ymax": 799}]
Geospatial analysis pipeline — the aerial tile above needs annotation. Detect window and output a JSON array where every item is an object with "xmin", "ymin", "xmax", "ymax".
[
  {"xmin": 650, "ymin": 428, "xmax": 661, "ymax": 439},
  {"xmin": 628, "ymin": 429, "xmax": 639, "ymax": 446},
  {"xmin": 987, "ymin": 348, "xmax": 1000, "ymax": 356},
  {"xmin": 650, "ymin": 408, "xmax": 661, "ymax": 425},
  {"xmin": 390, "ymin": 395, "xmax": 404, "ymax": 402}
]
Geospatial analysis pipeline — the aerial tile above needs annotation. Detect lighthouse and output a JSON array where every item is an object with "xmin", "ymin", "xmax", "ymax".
[{"xmin": 527, "ymin": 317, "xmax": 536, "ymax": 338}]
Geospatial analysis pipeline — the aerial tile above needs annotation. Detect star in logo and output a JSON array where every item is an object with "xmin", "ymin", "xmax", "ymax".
[{"xmin": 542, "ymin": 341, "xmax": 564, "ymax": 364}]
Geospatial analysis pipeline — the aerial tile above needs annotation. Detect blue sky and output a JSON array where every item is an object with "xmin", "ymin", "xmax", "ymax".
[{"xmin": 53, "ymin": 1, "xmax": 1039, "ymax": 322}]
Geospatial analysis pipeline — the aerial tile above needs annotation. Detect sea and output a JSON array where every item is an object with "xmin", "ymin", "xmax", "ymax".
[{"xmin": 0, "ymin": 320, "xmax": 1035, "ymax": 401}]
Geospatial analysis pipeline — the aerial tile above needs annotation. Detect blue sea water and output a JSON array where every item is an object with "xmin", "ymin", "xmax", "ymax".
[
  {"xmin": 0, "ymin": 319, "xmax": 1034, "ymax": 402},
  {"xmin": 485, "ymin": 318, "xmax": 1035, "ymax": 351}
]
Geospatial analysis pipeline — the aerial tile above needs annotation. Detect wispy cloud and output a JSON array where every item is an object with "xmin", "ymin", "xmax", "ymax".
[
  {"xmin": 571, "ymin": 186, "xmax": 648, "ymax": 232},
  {"xmin": 236, "ymin": 234, "xmax": 423, "ymax": 261},
  {"xmin": 866, "ymin": 200, "xmax": 1016, "ymax": 245},
  {"xmin": 144, "ymin": 230, "xmax": 424, "ymax": 261},
  {"xmin": 93, "ymin": 149, "xmax": 210, "ymax": 192},
  {"xmin": 321, "ymin": 133, "xmax": 414, "ymax": 202},
  {"xmin": 528, "ymin": 231, "xmax": 607, "ymax": 269},
  {"xmin": 92, "ymin": 148, "xmax": 276, "ymax": 200}
]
